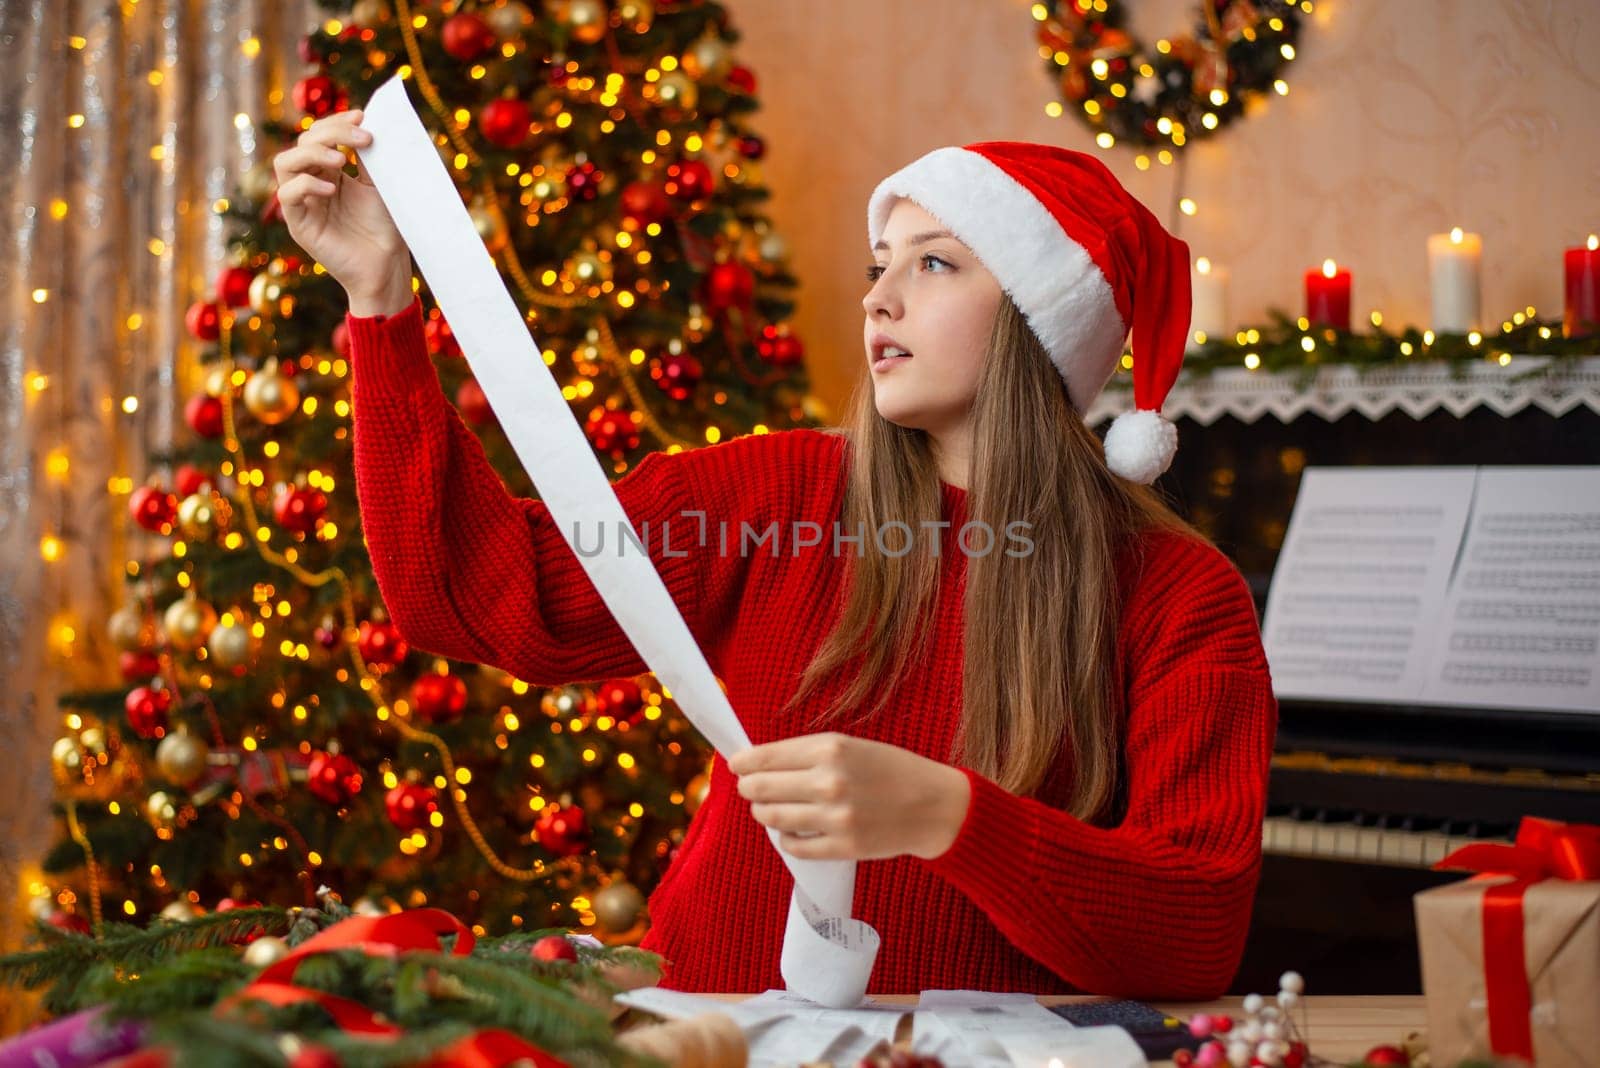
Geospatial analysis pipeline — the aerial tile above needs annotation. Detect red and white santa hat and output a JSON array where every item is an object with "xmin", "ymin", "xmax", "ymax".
[{"xmin": 866, "ymin": 141, "xmax": 1192, "ymax": 485}]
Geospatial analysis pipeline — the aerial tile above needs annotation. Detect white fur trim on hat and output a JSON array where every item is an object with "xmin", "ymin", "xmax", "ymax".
[
  {"xmin": 1103, "ymin": 409, "xmax": 1177, "ymax": 484},
  {"xmin": 867, "ymin": 146, "xmax": 1129, "ymax": 412}
]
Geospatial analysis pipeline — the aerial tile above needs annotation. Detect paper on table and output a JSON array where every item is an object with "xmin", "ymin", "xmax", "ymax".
[
  {"xmin": 912, "ymin": 992, "xmax": 1142, "ymax": 1068},
  {"xmin": 354, "ymin": 73, "xmax": 879, "ymax": 1007},
  {"xmin": 614, "ymin": 988, "xmax": 900, "ymax": 1066}
]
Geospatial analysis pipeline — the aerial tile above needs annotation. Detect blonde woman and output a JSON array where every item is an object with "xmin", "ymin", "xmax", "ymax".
[{"xmin": 276, "ymin": 116, "xmax": 1275, "ymax": 999}]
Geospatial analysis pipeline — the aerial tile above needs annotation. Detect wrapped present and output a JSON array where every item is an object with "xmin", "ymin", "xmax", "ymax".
[{"xmin": 1414, "ymin": 816, "xmax": 1600, "ymax": 1068}]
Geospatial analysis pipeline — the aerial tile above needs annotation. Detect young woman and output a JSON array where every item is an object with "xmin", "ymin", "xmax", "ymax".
[{"xmin": 275, "ymin": 117, "xmax": 1275, "ymax": 1000}]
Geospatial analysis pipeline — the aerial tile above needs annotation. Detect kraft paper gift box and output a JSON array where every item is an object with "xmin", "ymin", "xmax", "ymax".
[{"xmin": 1414, "ymin": 817, "xmax": 1600, "ymax": 1068}]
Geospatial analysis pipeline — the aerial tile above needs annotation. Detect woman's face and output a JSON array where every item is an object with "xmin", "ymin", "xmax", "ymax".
[{"xmin": 862, "ymin": 199, "xmax": 1003, "ymax": 438}]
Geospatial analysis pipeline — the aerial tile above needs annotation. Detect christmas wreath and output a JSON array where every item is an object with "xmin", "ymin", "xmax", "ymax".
[{"xmin": 1035, "ymin": 0, "xmax": 1307, "ymax": 153}]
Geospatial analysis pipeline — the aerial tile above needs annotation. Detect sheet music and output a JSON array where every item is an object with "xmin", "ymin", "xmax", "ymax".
[
  {"xmin": 1422, "ymin": 467, "xmax": 1600, "ymax": 712},
  {"xmin": 1263, "ymin": 466, "xmax": 1600, "ymax": 715},
  {"xmin": 1262, "ymin": 467, "xmax": 1477, "ymax": 702}
]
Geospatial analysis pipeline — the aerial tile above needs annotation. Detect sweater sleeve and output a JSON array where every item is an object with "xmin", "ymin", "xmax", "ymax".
[
  {"xmin": 344, "ymin": 295, "xmax": 713, "ymax": 686},
  {"xmin": 921, "ymin": 535, "xmax": 1277, "ymax": 999}
]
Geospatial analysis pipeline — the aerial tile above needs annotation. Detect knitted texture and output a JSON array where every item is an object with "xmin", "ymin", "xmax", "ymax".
[{"xmin": 345, "ymin": 296, "xmax": 1278, "ymax": 999}]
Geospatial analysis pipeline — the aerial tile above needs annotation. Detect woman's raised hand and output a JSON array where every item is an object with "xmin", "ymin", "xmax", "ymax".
[{"xmin": 272, "ymin": 109, "xmax": 412, "ymax": 316}]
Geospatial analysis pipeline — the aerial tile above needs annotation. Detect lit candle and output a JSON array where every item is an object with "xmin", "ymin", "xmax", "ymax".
[
  {"xmin": 1304, "ymin": 258, "xmax": 1351, "ymax": 331},
  {"xmin": 1187, "ymin": 256, "xmax": 1230, "ymax": 351},
  {"xmin": 1427, "ymin": 227, "xmax": 1483, "ymax": 333},
  {"xmin": 1564, "ymin": 233, "xmax": 1600, "ymax": 339}
]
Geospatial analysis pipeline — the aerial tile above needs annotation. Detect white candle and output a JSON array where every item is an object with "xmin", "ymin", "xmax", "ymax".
[
  {"xmin": 1188, "ymin": 256, "xmax": 1230, "ymax": 351},
  {"xmin": 1427, "ymin": 227, "xmax": 1483, "ymax": 334}
]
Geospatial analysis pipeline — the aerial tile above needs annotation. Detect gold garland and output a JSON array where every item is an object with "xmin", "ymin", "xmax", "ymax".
[
  {"xmin": 64, "ymin": 800, "xmax": 104, "ymax": 937},
  {"xmin": 218, "ymin": 316, "xmax": 553, "ymax": 883}
]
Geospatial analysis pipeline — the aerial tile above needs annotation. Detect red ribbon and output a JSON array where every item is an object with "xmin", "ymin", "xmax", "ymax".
[
  {"xmin": 216, "ymin": 908, "xmax": 570, "ymax": 1067},
  {"xmin": 1433, "ymin": 816, "xmax": 1600, "ymax": 1061}
]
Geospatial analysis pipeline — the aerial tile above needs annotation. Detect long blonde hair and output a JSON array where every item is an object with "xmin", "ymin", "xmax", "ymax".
[{"xmin": 782, "ymin": 294, "xmax": 1199, "ymax": 824}]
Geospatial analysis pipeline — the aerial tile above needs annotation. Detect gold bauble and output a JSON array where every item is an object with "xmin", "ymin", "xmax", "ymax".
[
  {"xmin": 568, "ymin": 249, "xmax": 610, "ymax": 286},
  {"xmin": 204, "ymin": 365, "xmax": 234, "ymax": 398},
  {"xmin": 617, "ymin": 0, "xmax": 653, "ymax": 32},
  {"xmin": 593, "ymin": 880, "xmax": 645, "ymax": 933},
  {"xmin": 163, "ymin": 596, "xmax": 217, "ymax": 652},
  {"xmin": 487, "ymin": 0, "xmax": 535, "ymax": 37},
  {"xmin": 242, "ymin": 359, "xmax": 300, "ymax": 425},
  {"xmin": 108, "ymin": 604, "xmax": 156, "ymax": 651},
  {"xmin": 540, "ymin": 684, "xmax": 590, "ymax": 719},
  {"xmin": 242, "ymin": 934, "xmax": 289, "ymax": 967},
  {"xmin": 650, "ymin": 69, "xmax": 697, "ymax": 111},
  {"xmin": 248, "ymin": 267, "xmax": 286, "ymax": 315},
  {"xmin": 177, "ymin": 493, "xmax": 218, "ymax": 539},
  {"xmin": 79, "ymin": 726, "xmax": 108, "ymax": 758},
  {"xmin": 240, "ymin": 159, "xmax": 275, "ymax": 202},
  {"xmin": 470, "ymin": 202, "xmax": 508, "ymax": 255},
  {"xmin": 159, "ymin": 900, "xmax": 197, "ymax": 922},
  {"xmin": 681, "ymin": 35, "xmax": 732, "ymax": 81},
  {"xmin": 684, "ymin": 771, "xmax": 709, "ymax": 816},
  {"xmin": 801, "ymin": 394, "xmax": 832, "ymax": 424},
  {"xmin": 146, "ymin": 791, "xmax": 178, "ymax": 830},
  {"xmin": 758, "ymin": 231, "xmax": 790, "ymax": 264},
  {"xmin": 552, "ymin": 0, "xmax": 607, "ymax": 44},
  {"xmin": 207, "ymin": 618, "xmax": 255, "ymax": 669},
  {"xmin": 349, "ymin": 0, "xmax": 386, "ymax": 28},
  {"xmin": 156, "ymin": 730, "xmax": 210, "ymax": 788},
  {"xmin": 51, "ymin": 737, "xmax": 84, "ymax": 779}
]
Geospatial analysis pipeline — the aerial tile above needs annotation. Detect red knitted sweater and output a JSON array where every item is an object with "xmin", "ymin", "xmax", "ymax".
[{"xmin": 345, "ymin": 295, "xmax": 1277, "ymax": 1000}]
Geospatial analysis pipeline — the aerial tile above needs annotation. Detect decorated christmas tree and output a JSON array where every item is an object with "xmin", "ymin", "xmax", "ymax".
[{"xmin": 31, "ymin": 0, "xmax": 821, "ymax": 944}]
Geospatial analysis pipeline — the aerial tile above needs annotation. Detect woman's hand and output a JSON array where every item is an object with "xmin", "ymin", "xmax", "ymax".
[
  {"xmin": 272, "ymin": 109, "xmax": 412, "ymax": 314},
  {"xmin": 728, "ymin": 732, "xmax": 972, "ymax": 862}
]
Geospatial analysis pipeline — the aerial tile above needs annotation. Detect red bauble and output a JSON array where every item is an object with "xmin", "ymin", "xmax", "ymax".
[
  {"xmin": 478, "ymin": 97, "xmax": 532, "ymax": 149},
  {"xmin": 727, "ymin": 66, "xmax": 757, "ymax": 94},
  {"xmin": 46, "ymin": 911, "xmax": 92, "ymax": 935},
  {"xmin": 129, "ymin": 485, "xmax": 177, "ymax": 533},
  {"xmin": 703, "ymin": 261, "xmax": 754, "ymax": 313},
  {"xmin": 664, "ymin": 159, "xmax": 713, "ymax": 202},
  {"xmin": 185, "ymin": 393, "xmax": 225, "ymax": 439},
  {"xmin": 173, "ymin": 464, "xmax": 210, "ymax": 498},
  {"xmin": 411, "ymin": 672, "xmax": 469, "ymax": 724},
  {"xmin": 215, "ymin": 266, "xmax": 255, "ymax": 308},
  {"xmin": 650, "ymin": 352, "xmax": 702, "ymax": 402},
  {"xmin": 533, "ymin": 803, "xmax": 589, "ymax": 857},
  {"xmin": 385, "ymin": 782, "xmax": 439, "ymax": 832},
  {"xmin": 455, "ymin": 377, "xmax": 494, "ymax": 426},
  {"xmin": 757, "ymin": 325, "xmax": 805, "ymax": 366},
  {"xmin": 530, "ymin": 934, "xmax": 578, "ymax": 963},
  {"xmin": 441, "ymin": 12, "xmax": 496, "ymax": 61},
  {"xmin": 565, "ymin": 161, "xmax": 603, "ymax": 202},
  {"xmin": 125, "ymin": 684, "xmax": 172, "ymax": 739},
  {"xmin": 737, "ymin": 134, "xmax": 766, "ymax": 160},
  {"xmin": 1362, "ymin": 1048, "xmax": 1410, "ymax": 1067},
  {"xmin": 185, "ymin": 300, "xmax": 221, "ymax": 341},
  {"xmin": 620, "ymin": 180, "xmax": 672, "ymax": 226},
  {"xmin": 357, "ymin": 619, "xmax": 409, "ymax": 666},
  {"xmin": 289, "ymin": 1046, "xmax": 340, "ymax": 1068},
  {"xmin": 292, "ymin": 74, "xmax": 341, "ymax": 118},
  {"xmin": 273, "ymin": 485, "xmax": 328, "ymax": 534},
  {"xmin": 595, "ymin": 678, "xmax": 645, "ymax": 725},
  {"xmin": 306, "ymin": 751, "xmax": 363, "ymax": 805},
  {"xmin": 119, "ymin": 649, "xmax": 163, "ymax": 682},
  {"xmin": 331, "ymin": 321, "xmax": 351, "ymax": 357},
  {"xmin": 584, "ymin": 407, "xmax": 640, "ymax": 457},
  {"xmin": 424, "ymin": 313, "xmax": 462, "ymax": 358}
]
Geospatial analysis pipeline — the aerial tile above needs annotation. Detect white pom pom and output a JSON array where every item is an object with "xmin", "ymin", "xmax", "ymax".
[{"xmin": 1103, "ymin": 408, "xmax": 1177, "ymax": 484}]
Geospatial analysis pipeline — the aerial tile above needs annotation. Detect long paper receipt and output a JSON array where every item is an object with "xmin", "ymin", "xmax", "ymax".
[{"xmin": 355, "ymin": 73, "xmax": 880, "ymax": 1007}]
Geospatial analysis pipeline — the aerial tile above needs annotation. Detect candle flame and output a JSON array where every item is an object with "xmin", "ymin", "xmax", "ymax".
[
  {"xmin": 1321, "ymin": 259, "xmax": 1337, "ymax": 278},
  {"xmin": 1450, "ymin": 227, "xmax": 1464, "ymax": 244},
  {"xmin": 1196, "ymin": 256, "xmax": 1211, "ymax": 274},
  {"xmin": 1588, "ymin": 234, "xmax": 1598, "ymax": 251}
]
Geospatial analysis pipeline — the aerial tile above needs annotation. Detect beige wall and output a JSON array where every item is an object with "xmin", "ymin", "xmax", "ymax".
[{"xmin": 728, "ymin": 0, "xmax": 1600, "ymax": 418}]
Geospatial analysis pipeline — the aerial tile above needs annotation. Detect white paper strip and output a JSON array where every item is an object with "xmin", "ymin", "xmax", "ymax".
[{"xmin": 355, "ymin": 73, "xmax": 879, "ymax": 1007}]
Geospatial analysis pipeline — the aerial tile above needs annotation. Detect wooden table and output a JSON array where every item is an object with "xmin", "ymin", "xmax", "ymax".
[{"xmin": 704, "ymin": 994, "xmax": 1427, "ymax": 1065}]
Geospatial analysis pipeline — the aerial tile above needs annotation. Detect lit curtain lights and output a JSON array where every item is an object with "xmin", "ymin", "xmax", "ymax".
[{"xmin": 0, "ymin": 0, "xmax": 316, "ymax": 992}]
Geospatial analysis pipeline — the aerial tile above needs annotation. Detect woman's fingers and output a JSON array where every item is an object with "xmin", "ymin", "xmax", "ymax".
[
  {"xmin": 273, "ymin": 143, "xmax": 350, "ymax": 188},
  {"xmin": 749, "ymin": 802, "xmax": 825, "ymax": 836},
  {"xmin": 735, "ymin": 769, "xmax": 826, "ymax": 804},
  {"xmin": 276, "ymin": 172, "xmax": 337, "ymax": 209}
]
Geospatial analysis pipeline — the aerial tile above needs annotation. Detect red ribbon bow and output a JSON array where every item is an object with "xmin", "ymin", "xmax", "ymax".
[
  {"xmin": 1433, "ymin": 816, "xmax": 1600, "ymax": 1061},
  {"xmin": 217, "ymin": 908, "xmax": 568, "ymax": 1067}
]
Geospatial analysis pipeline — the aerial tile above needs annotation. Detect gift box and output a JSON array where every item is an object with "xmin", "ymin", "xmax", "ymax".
[{"xmin": 1414, "ymin": 816, "xmax": 1600, "ymax": 1068}]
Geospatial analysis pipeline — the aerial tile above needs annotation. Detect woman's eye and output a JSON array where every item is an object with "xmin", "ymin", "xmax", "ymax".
[{"xmin": 865, "ymin": 255, "xmax": 951, "ymax": 283}]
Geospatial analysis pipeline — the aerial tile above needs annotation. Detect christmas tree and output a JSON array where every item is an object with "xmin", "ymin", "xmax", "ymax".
[{"xmin": 32, "ymin": 0, "xmax": 821, "ymax": 944}]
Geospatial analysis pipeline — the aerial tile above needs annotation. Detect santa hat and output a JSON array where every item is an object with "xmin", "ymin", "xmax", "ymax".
[{"xmin": 866, "ymin": 141, "xmax": 1192, "ymax": 484}]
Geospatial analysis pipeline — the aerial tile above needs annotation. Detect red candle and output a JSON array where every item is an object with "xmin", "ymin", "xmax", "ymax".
[
  {"xmin": 1304, "ymin": 259, "xmax": 1352, "ymax": 331},
  {"xmin": 1564, "ymin": 234, "xmax": 1600, "ymax": 338}
]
